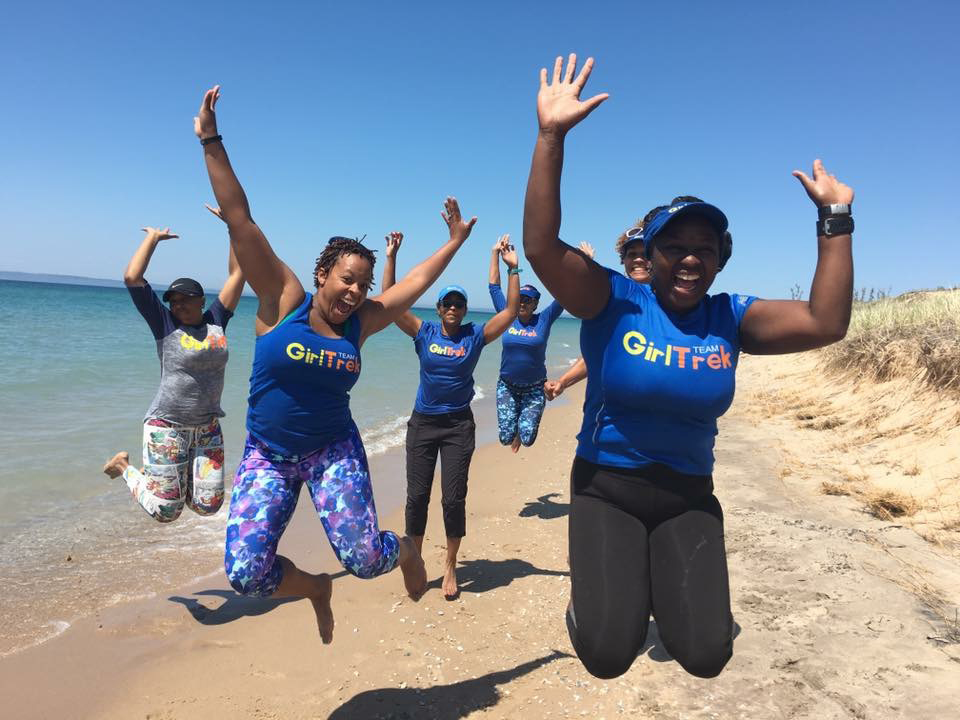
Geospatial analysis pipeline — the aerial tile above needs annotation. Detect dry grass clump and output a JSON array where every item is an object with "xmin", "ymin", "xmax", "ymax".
[
  {"xmin": 821, "ymin": 289, "xmax": 960, "ymax": 394},
  {"xmin": 821, "ymin": 481, "xmax": 851, "ymax": 496},
  {"xmin": 863, "ymin": 489, "xmax": 921, "ymax": 520}
]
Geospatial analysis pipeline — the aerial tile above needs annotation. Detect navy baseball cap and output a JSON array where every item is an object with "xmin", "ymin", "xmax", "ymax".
[
  {"xmin": 163, "ymin": 278, "xmax": 205, "ymax": 302},
  {"xmin": 436, "ymin": 285, "xmax": 468, "ymax": 304},
  {"xmin": 519, "ymin": 284, "xmax": 541, "ymax": 300},
  {"xmin": 638, "ymin": 202, "xmax": 728, "ymax": 256}
]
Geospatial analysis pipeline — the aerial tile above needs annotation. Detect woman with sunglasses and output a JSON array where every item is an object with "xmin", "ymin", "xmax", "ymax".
[
  {"xmin": 524, "ymin": 55, "xmax": 854, "ymax": 679},
  {"xmin": 487, "ymin": 235, "xmax": 565, "ymax": 452},
  {"xmin": 382, "ymin": 234, "xmax": 520, "ymax": 599},
  {"xmin": 102, "ymin": 209, "xmax": 244, "ymax": 524},
  {"xmin": 195, "ymin": 85, "xmax": 477, "ymax": 643}
]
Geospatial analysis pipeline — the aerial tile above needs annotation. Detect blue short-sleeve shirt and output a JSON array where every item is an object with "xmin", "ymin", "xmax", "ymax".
[
  {"xmin": 489, "ymin": 283, "xmax": 564, "ymax": 385},
  {"xmin": 577, "ymin": 268, "xmax": 756, "ymax": 475},
  {"xmin": 413, "ymin": 321, "xmax": 487, "ymax": 414}
]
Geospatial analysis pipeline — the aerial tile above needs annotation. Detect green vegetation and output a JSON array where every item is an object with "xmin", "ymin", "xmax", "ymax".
[{"xmin": 821, "ymin": 288, "xmax": 960, "ymax": 394}]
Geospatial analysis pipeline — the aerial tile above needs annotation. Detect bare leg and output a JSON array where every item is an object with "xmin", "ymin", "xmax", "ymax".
[
  {"xmin": 443, "ymin": 536, "xmax": 462, "ymax": 599},
  {"xmin": 511, "ymin": 435, "xmax": 521, "ymax": 453},
  {"xmin": 399, "ymin": 536, "xmax": 427, "ymax": 600},
  {"xmin": 102, "ymin": 451, "xmax": 130, "ymax": 479},
  {"xmin": 275, "ymin": 556, "xmax": 334, "ymax": 644}
]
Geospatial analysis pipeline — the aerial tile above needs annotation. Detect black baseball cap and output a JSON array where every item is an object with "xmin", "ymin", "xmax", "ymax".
[{"xmin": 162, "ymin": 278, "xmax": 205, "ymax": 302}]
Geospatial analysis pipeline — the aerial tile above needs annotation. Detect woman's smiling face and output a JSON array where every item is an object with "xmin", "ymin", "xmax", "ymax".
[
  {"xmin": 315, "ymin": 253, "xmax": 373, "ymax": 324},
  {"xmin": 649, "ymin": 215, "xmax": 721, "ymax": 313}
]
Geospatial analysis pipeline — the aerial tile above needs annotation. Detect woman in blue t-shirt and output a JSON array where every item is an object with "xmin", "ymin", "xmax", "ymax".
[
  {"xmin": 523, "ymin": 55, "xmax": 855, "ymax": 680},
  {"xmin": 488, "ymin": 235, "xmax": 565, "ymax": 452},
  {"xmin": 102, "ymin": 214, "xmax": 245, "ymax": 524},
  {"xmin": 196, "ymin": 86, "xmax": 476, "ymax": 643},
  {"xmin": 381, "ymin": 234, "xmax": 520, "ymax": 599}
]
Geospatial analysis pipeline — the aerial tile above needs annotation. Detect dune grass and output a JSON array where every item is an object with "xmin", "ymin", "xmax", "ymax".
[{"xmin": 821, "ymin": 288, "xmax": 960, "ymax": 394}]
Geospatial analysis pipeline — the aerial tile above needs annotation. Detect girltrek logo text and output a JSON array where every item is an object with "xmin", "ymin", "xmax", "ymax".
[
  {"xmin": 622, "ymin": 331, "xmax": 732, "ymax": 370},
  {"xmin": 286, "ymin": 342, "xmax": 360, "ymax": 373},
  {"xmin": 428, "ymin": 343, "xmax": 467, "ymax": 358}
]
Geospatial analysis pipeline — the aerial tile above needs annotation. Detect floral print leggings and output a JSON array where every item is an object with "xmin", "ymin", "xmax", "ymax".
[
  {"xmin": 224, "ymin": 425, "xmax": 400, "ymax": 597},
  {"xmin": 496, "ymin": 377, "xmax": 547, "ymax": 447},
  {"xmin": 123, "ymin": 417, "xmax": 225, "ymax": 523}
]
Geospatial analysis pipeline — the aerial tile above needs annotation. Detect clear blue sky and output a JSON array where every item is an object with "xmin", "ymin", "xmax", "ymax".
[{"xmin": 2, "ymin": 1, "xmax": 957, "ymax": 308}]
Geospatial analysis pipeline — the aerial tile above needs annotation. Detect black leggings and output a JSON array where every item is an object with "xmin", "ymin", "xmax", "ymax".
[
  {"xmin": 405, "ymin": 408, "xmax": 476, "ymax": 538},
  {"xmin": 568, "ymin": 457, "xmax": 733, "ymax": 679}
]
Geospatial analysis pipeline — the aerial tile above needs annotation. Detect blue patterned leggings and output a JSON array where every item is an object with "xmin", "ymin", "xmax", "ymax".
[
  {"xmin": 224, "ymin": 425, "xmax": 400, "ymax": 597},
  {"xmin": 496, "ymin": 377, "xmax": 547, "ymax": 447}
]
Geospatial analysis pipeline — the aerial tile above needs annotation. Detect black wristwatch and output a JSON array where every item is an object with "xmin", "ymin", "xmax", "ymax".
[{"xmin": 816, "ymin": 203, "xmax": 854, "ymax": 236}]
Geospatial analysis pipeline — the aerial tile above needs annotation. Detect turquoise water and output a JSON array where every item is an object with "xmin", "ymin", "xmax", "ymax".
[{"xmin": 0, "ymin": 279, "xmax": 581, "ymax": 655}]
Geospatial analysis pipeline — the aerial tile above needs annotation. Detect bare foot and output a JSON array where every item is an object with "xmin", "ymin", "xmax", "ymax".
[
  {"xmin": 511, "ymin": 435, "xmax": 521, "ymax": 453},
  {"xmin": 442, "ymin": 563, "xmax": 460, "ymax": 600},
  {"xmin": 102, "ymin": 451, "xmax": 130, "ymax": 479},
  {"xmin": 399, "ymin": 537, "xmax": 428, "ymax": 600},
  {"xmin": 309, "ymin": 573, "xmax": 334, "ymax": 644}
]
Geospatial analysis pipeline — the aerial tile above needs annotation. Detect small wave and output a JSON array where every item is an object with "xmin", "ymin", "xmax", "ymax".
[
  {"xmin": 561, "ymin": 342, "xmax": 571, "ymax": 348},
  {"xmin": 474, "ymin": 386, "xmax": 486, "ymax": 401},
  {"xmin": 362, "ymin": 414, "xmax": 410, "ymax": 456},
  {"xmin": 0, "ymin": 620, "xmax": 70, "ymax": 659}
]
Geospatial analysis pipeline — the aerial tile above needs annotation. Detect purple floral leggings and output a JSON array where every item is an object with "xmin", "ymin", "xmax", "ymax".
[{"xmin": 224, "ymin": 425, "xmax": 400, "ymax": 597}]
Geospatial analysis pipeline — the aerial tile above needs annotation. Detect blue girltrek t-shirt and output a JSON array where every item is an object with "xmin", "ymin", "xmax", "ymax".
[
  {"xmin": 489, "ymin": 283, "xmax": 564, "ymax": 385},
  {"xmin": 577, "ymin": 269, "xmax": 756, "ymax": 475},
  {"xmin": 247, "ymin": 293, "xmax": 362, "ymax": 456},
  {"xmin": 413, "ymin": 321, "xmax": 486, "ymax": 414}
]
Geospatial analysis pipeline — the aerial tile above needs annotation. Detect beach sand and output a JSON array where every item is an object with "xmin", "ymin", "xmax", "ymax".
[{"xmin": 3, "ymin": 358, "xmax": 960, "ymax": 719}]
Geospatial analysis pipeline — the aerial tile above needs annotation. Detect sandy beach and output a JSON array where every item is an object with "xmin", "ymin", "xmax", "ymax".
[{"xmin": 3, "ymin": 355, "xmax": 959, "ymax": 719}]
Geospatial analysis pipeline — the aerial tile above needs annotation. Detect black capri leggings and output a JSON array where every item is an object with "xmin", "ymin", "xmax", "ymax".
[
  {"xmin": 405, "ymin": 408, "xmax": 476, "ymax": 538},
  {"xmin": 568, "ymin": 456, "xmax": 733, "ymax": 680}
]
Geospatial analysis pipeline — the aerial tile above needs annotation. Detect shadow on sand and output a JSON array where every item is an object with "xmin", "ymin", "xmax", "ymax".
[
  {"xmin": 518, "ymin": 492, "xmax": 569, "ymax": 520},
  {"xmin": 638, "ymin": 618, "xmax": 743, "ymax": 664},
  {"xmin": 328, "ymin": 650, "xmax": 570, "ymax": 719},
  {"xmin": 169, "ymin": 570, "xmax": 350, "ymax": 625},
  {"xmin": 426, "ymin": 557, "xmax": 568, "ymax": 597}
]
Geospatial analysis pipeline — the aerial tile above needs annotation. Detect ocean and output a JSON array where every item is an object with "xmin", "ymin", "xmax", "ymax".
[{"xmin": 0, "ymin": 279, "xmax": 582, "ymax": 656}]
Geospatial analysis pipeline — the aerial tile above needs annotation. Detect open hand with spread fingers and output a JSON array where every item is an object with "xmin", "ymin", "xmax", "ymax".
[
  {"xmin": 441, "ymin": 197, "xmax": 477, "ymax": 242},
  {"xmin": 537, "ymin": 54, "xmax": 609, "ymax": 137},
  {"xmin": 141, "ymin": 226, "xmax": 178, "ymax": 242},
  {"xmin": 385, "ymin": 231, "xmax": 404, "ymax": 259},
  {"xmin": 793, "ymin": 159, "xmax": 854, "ymax": 208},
  {"xmin": 578, "ymin": 241, "xmax": 595, "ymax": 259},
  {"xmin": 194, "ymin": 85, "xmax": 221, "ymax": 139}
]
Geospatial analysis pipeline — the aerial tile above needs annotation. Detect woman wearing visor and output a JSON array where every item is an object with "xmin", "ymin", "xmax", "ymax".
[
  {"xmin": 523, "ymin": 54, "xmax": 854, "ymax": 679},
  {"xmin": 382, "ymin": 234, "xmax": 520, "ymax": 599},
  {"xmin": 103, "ymin": 217, "xmax": 244, "ymax": 524},
  {"xmin": 488, "ymin": 235, "xmax": 565, "ymax": 452}
]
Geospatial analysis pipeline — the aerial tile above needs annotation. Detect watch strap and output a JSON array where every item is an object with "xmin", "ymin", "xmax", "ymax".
[{"xmin": 816, "ymin": 215, "xmax": 855, "ymax": 236}]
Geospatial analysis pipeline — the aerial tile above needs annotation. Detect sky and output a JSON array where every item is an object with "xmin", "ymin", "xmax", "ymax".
[{"xmin": 2, "ymin": 1, "xmax": 958, "ymax": 309}]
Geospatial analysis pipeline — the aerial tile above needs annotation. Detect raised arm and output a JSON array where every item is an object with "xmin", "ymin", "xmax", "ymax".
[
  {"xmin": 206, "ymin": 204, "xmax": 246, "ymax": 312},
  {"xmin": 482, "ymin": 245, "xmax": 521, "ymax": 344},
  {"xmin": 740, "ymin": 159, "xmax": 854, "ymax": 354},
  {"xmin": 488, "ymin": 235, "xmax": 508, "ymax": 285},
  {"xmin": 359, "ymin": 197, "xmax": 476, "ymax": 344},
  {"xmin": 545, "ymin": 357, "xmax": 587, "ymax": 400},
  {"xmin": 379, "ymin": 231, "xmax": 421, "ymax": 338},
  {"xmin": 523, "ymin": 54, "xmax": 611, "ymax": 319},
  {"xmin": 194, "ymin": 86, "xmax": 302, "ymax": 327},
  {"xmin": 124, "ymin": 227, "xmax": 178, "ymax": 286}
]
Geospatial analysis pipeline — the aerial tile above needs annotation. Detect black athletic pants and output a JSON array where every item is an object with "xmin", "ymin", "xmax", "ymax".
[
  {"xmin": 405, "ymin": 408, "xmax": 476, "ymax": 538},
  {"xmin": 568, "ymin": 456, "xmax": 733, "ymax": 679}
]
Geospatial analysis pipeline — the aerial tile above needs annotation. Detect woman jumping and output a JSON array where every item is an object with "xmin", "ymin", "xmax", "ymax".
[
  {"xmin": 524, "ymin": 54, "xmax": 854, "ymax": 679},
  {"xmin": 488, "ymin": 235, "xmax": 565, "ymax": 452},
  {"xmin": 103, "ymin": 217, "xmax": 244, "ymax": 523},
  {"xmin": 196, "ymin": 85, "xmax": 475, "ymax": 642},
  {"xmin": 381, "ymin": 233, "xmax": 520, "ymax": 599}
]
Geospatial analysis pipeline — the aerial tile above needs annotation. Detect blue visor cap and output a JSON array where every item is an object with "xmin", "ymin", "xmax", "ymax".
[
  {"xmin": 639, "ymin": 202, "xmax": 728, "ymax": 255},
  {"xmin": 437, "ymin": 285, "xmax": 468, "ymax": 304},
  {"xmin": 519, "ymin": 285, "xmax": 541, "ymax": 300}
]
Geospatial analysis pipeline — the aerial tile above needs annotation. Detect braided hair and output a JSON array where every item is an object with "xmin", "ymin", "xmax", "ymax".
[{"xmin": 313, "ymin": 236, "xmax": 377, "ymax": 289}]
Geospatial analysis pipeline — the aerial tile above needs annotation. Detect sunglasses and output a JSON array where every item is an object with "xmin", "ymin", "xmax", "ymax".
[{"xmin": 442, "ymin": 299, "xmax": 466, "ymax": 310}]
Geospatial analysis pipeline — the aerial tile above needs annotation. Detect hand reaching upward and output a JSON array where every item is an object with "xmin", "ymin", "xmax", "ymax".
[
  {"xmin": 441, "ymin": 197, "xmax": 477, "ymax": 242},
  {"xmin": 537, "ymin": 54, "xmax": 609, "ymax": 137},
  {"xmin": 793, "ymin": 159, "xmax": 854, "ymax": 208},
  {"xmin": 141, "ymin": 226, "xmax": 178, "ymax": 242},
  {"xmin": 194, "ymin": 85, "xmax": 221, "ymax": 139},
  {"xmin": 385, "ymin": 231, "xmax": 403, "ymax": 259}
]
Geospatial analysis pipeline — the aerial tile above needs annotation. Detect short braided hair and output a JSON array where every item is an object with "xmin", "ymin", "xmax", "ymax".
[{"xmin": 313, "ymin": 236, "xmax": 377, "ymax": 289}]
